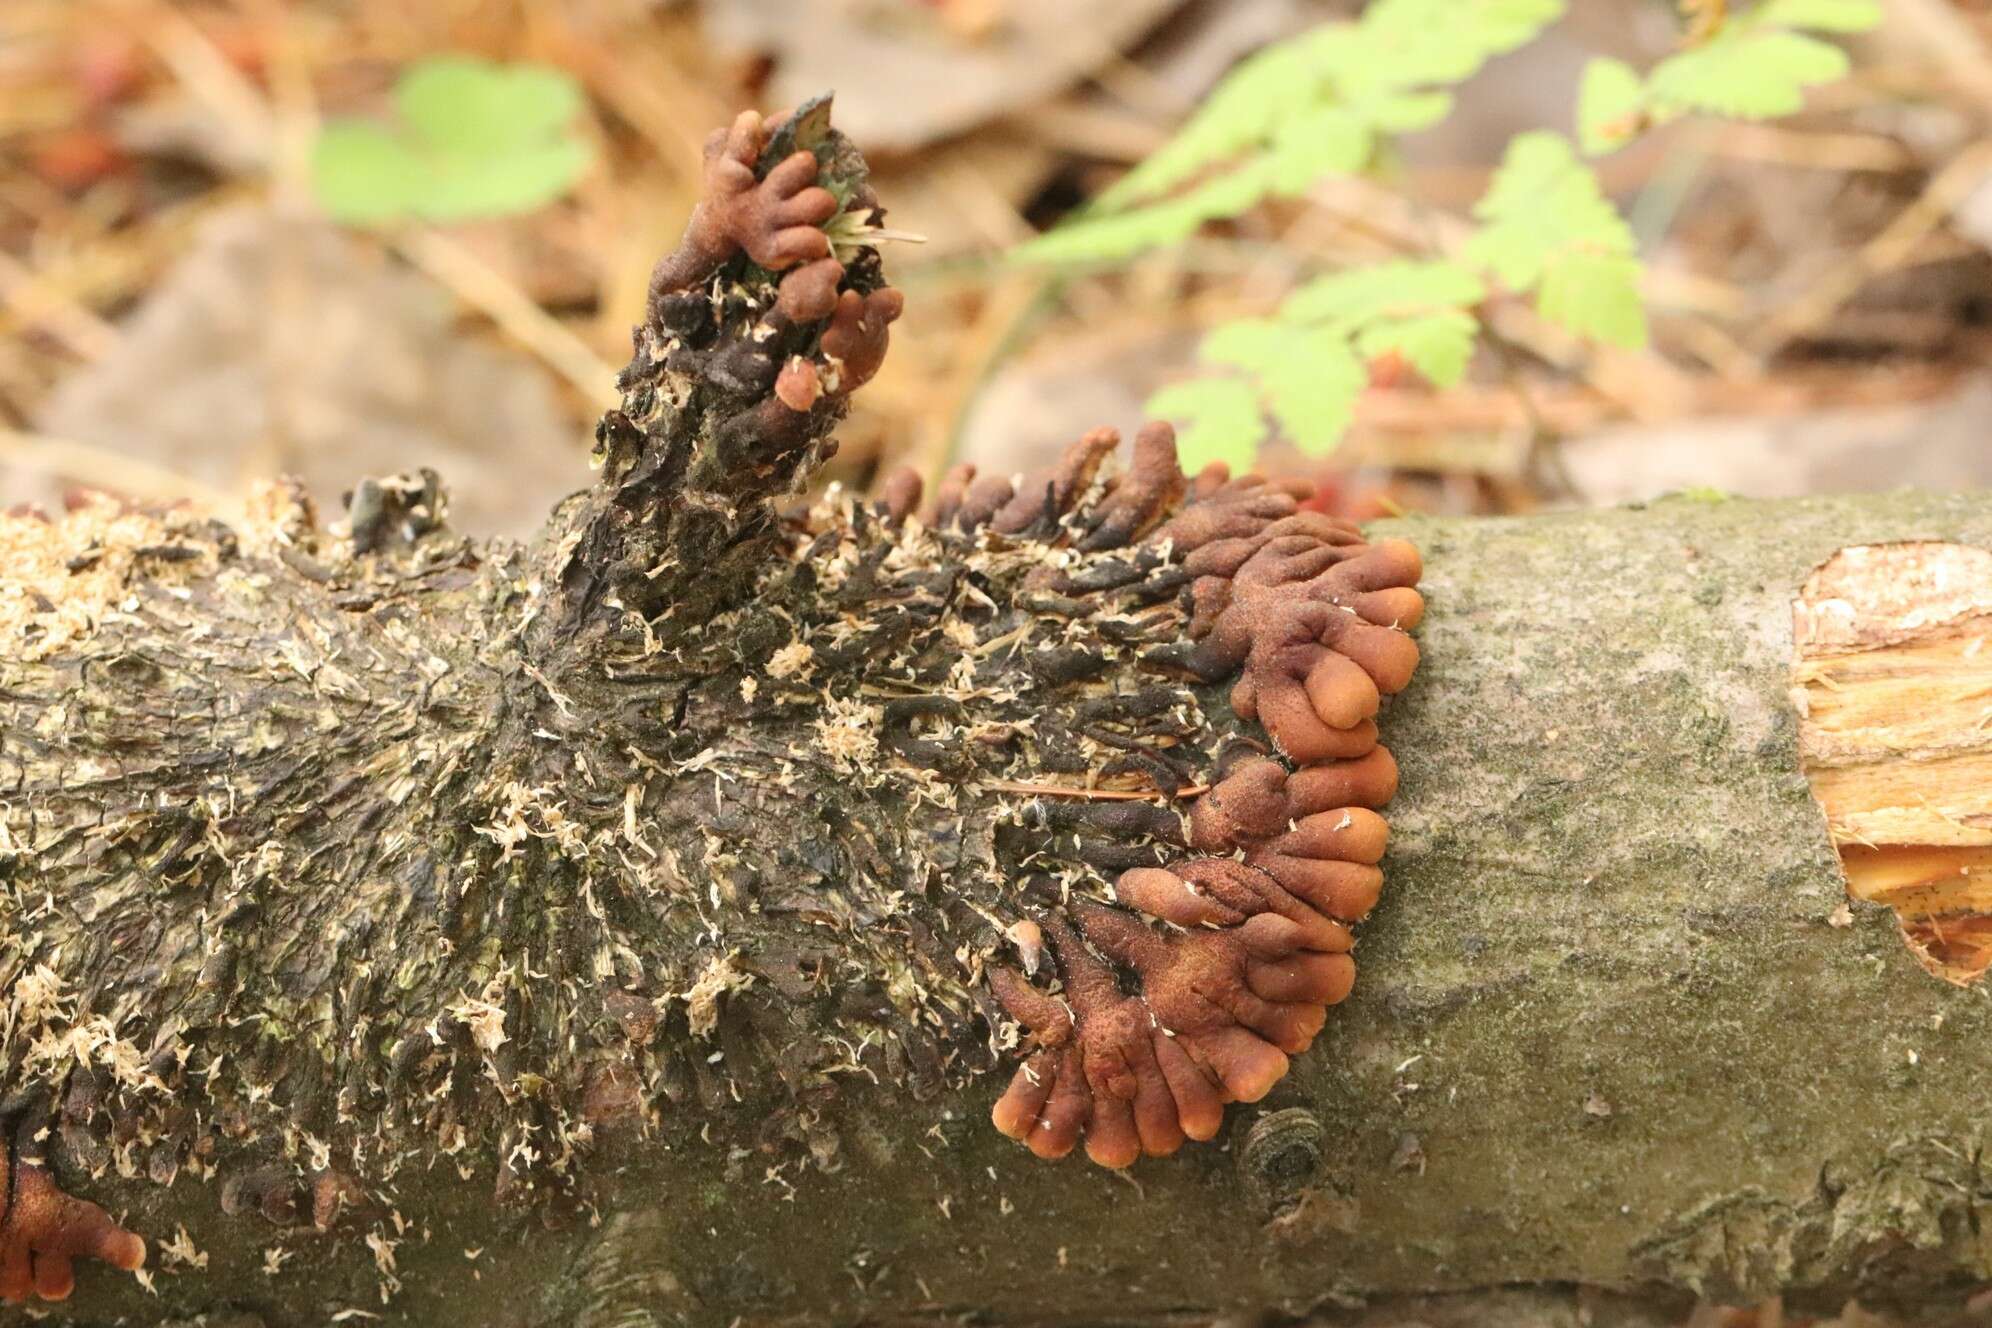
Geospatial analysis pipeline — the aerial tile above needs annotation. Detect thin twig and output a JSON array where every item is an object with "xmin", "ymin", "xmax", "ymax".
[
  {"xmin": 0, "ymin": 250, "xmax": 120, "ymax": 362},
  {"xmin": 394, "ymin": 229, "xmax": 621, "ymax": 409},
  {"xmin": 1753, "ymin": 138, "xmax": 1992, "ymax": 354},
  {"xmin": 0, "ymin": 427, "xmax": 239, "ymax": 511},
  {"xmin": 982, "ymin": 780, "xmax": 1207, "ymax": 802}
]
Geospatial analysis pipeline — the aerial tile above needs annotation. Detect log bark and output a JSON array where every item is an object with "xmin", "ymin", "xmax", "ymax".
[
  {"xmin": 9, "ymin": 487, "xmax": 1992, "ymax": 1327},
  {"xmin": 6, "ymin": 104, "xmax": 1992, "ymax": 1326}
]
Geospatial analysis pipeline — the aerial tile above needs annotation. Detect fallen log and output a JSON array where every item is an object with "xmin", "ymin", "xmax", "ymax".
[{"xmin": 4, "ymin": 102, "xmax": 1992, "ymax": 1328}]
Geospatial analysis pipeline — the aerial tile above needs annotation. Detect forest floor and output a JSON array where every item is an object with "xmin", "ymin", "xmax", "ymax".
[{"xmin": 9, "ymin": 0, "xmax": 1992, "ymax": 534}]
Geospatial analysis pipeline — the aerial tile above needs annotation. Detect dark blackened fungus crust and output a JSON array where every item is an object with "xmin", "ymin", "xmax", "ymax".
[
  {"xmin": 549, "ymin": 97, "xmax": 903, "ymax": 641},
  {"xmin": 0, "ymin": 100, "xmax": 1424, "ymax": 1311}
]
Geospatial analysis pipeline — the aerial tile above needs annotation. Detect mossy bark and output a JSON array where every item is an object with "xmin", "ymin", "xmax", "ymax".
[{"xmin": 12, "ymin": 487, "xmax": 1992, "ymax": 1326}]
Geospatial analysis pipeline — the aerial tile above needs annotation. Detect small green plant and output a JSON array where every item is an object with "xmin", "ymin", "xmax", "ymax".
[
  {"xmin": 1015, "ymin": 0, "xmax": 1881, "ymax": 471},
  {"xmin": 312, "ymin": 56, "xmax": 592, "ymax": 225},
  {"xmin": 1582, "ymin": 0, "xmax": 1879, "ymax": 146}
]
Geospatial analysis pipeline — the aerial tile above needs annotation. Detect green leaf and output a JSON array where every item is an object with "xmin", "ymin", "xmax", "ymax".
[
  {"xmin": 1015, "ymin": 160, "xmax": 1276, "ymax": 265},
  {"xmin": 1388, "ymin": 0, "xmax": 1568, "ymax": 50},
  {"xmin": 1578, "ymin": 57, "xmax": 1646, "ymax": 155},
  {"xmin": 1751, "ymin": 0, "xmax": 1883, "ymax": 32},
  {"xmin": 1336, "ymin": 0, "xmax": 1567, "ymax": 91},
  {"xmin": 1204, "ymin": 320, "xmax": 1366, "ymax": 456},
  {"xmin": 1466, "ymin": 132, "xmax": 1647, "ymax": 345},
  {"xmin": 1145, "ymin": 377, "xmax": 1269, "ymax": 473},
  {"xmin": 1647, "ymin": 28, "xmax": 1849, "ymax": 120},
  {"xmin": 1357, "ymin": 309, "xmax": 1481, "ymax": 385},
  {"xmin": 394, "ymin": 57, "xmax": 584, "ymax": 152},
  {"xmin": 311, "ymin": 56, "xmax": 591, "ymax": 225},
  {"xmin": 1355, "ymin": 90, "xmax": 1456, "ymax": 134},
  {"xmin": 1277, "ymin": 261, "xmax": 1483, "ymax": 388},
  {"xmin": 1282, "ymin": 259, "xmax": 1485, "ymax": 328},
  {"xmin": 1096, "ymin": 37, "xmax": 1323, "ymax": 210},
  {"xmin": 311, "ymin": 123, "xmax": 430, "ymax": 225},
  {"xmin": 1467, "ymin": 131, "xmax": 1636, "ymax": 289},
  {"xmin": 1264, "ymin": 106, "xmax": 1373, "ymax": 196},
  {"xmin": 1537, "ymin": 252, "xmax": 1648, "ymax": 348},
  {"xmin": 1096, "ymin": 0, "xmax": 1564, "ymax": 216},
  {"xmin": 1570, "ymin": 3, "xmax": 1875, "ymax": 154}
]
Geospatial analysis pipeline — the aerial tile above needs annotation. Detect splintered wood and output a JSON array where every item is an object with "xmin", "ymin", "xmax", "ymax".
[{"xmin": 1793, "ymin": 542, "xmax": 1992, "ymax": 984}]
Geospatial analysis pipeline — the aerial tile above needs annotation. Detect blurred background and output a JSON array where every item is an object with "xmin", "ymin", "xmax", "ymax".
[{"xmin": 6, "ymin": 0, "xmax": 1992, "ymax": 540}]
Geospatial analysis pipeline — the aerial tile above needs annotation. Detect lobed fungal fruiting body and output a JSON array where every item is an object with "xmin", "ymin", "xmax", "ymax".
[
  {"xmin": 0, "ymin": 1134, "xmax": 145, "ymax": 1303},
  {"xmin": 969, "ymin": 430, "xmax": 1425, "ymax": 1166},
  {"xmin": 644, "ymin": 109, "xmax": 843, "ymax": 310}
]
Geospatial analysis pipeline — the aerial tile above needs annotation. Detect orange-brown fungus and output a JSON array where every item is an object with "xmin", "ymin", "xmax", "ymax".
[
  {"xmin": 1, "ymin": 1149, "xmax": 145, "ymax": 1303},
  {"xmin": 1078, "ymin": 421, "xmax": 1188, "ymax": 552},
  {"xmin": 641, "ymin": 102, "xmax": 902, "ymax": 456},
  {"xmin": 645, "ymin": 110, "xmax": 840, "ymax": 309},
  {"xmin": 969, "ymin": 423, "xmax": 1425, "ymax": 1165},
  {"xmin": 818, "ymin": 287, "xmax": 904, "ymax": 397},
  {"xmin": 1793, "ymin": 542, "xmax": 1992, "ymax": 984},
  {"xmin": 989, "ymin": 919, "xmax": 1226, "ymax": 1168}
]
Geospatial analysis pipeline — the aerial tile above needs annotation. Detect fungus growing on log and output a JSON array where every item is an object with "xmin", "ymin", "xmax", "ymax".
[
  {"xmin": 0, "ymin": 1143, "xmax": 145, "ymax": 1303},
  {"xmin": 964, "ymin": 436, "xmax": 1424, "ymax": 1165},
  {"xmin": 0, "ymin": 97, "xmax": 1428, "ymax": 1311},
  {"xmin": 643, "ymin": 109, "xmax": 843, "ymax": 308}
]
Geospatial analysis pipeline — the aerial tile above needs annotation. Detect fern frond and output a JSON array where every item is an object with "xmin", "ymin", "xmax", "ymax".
[
  {"xmin": 1536, "ymin": 252, "xmax": 1647, "ymax": 348},
  {"xmin": 1354, "ymin": 90, "xmax": 1457, "ymax": 134},
  {"xmin": 1336, "ymin": 0, "xmax": 1568, "ymax": 92},
  {"xmin": 1281, "ymin": 260, "xmax": 1485, "ymax": 387},
  {"xmin": 1647, "ymin": 27, "xmax": 1849, "ymax": 119},
  {"xmin": 1027, "ymin": 0, "xmax": 1870, "ymax": 478},
  {"xmin": 1466, "ymin": 132, "xmax": 1646, "ymax": 347},
  {"xmin": 1095, "ymin": 37, "xmax": 1324, "ymax": 211},
  {"xmin": 1357, "ymin": 310, "xmax": 1481, "ymax": 387},
  {"xmin": 1467, "ymin": 133, "xmax": 1634, "ymax": 287},
  {"xmin": 1147, "ymin": 315, "xmax": 1370, "ymax": 470},
  {"xmin": 1085, "ymin": 0, "xmax": 1565, "ymax": 216},
  {"xmin": 1282, "ymin": 260, "xmax": 1485, "ymax": 329},
  {"xmin": 1265, "ymin": 107, "xmax": 1374, "ymax": 195},
  {"xmin": 1582, "ymin": 0, "xmax": 1880, "ymax": 148},
  {"xmin": 1577, "ymin": 57, "xmax": 1646, "ymax": 154},
  {"xmin": 1203, "ymin": 321, "xmax": 1367, "ymax": 456},
  {"xmin": 1014, "ymin": 161, "xmax": 1276, "ymax": 265},
  {"xmin": 1752, "ymin": 0, "xmax": 1882, "ymax": 32}
]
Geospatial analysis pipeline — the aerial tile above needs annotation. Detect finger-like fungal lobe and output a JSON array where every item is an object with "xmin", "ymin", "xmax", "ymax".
[
  {"xmin": 548, "ymin": 95, "xmax": 903, "ymax": 639},
  {"xmin": 644, "ymin": 109, "xmax": 842, "ymax": 310},
  {"xmin": 1, "ymin": 1134, "xmax": 144, "ymax": 1303},
  {"xmin": 966, "ymin": 424, "xmax": 1425, "ymax": 1165}
]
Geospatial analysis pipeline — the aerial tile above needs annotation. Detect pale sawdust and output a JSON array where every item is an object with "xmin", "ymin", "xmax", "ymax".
[
  {"xmin": 0, "ymin": 495, "xmax": 215, "ymax": 659},
  {"xmin": 0, "ymin": 480, "xmax": 322, "ymax": 660}
]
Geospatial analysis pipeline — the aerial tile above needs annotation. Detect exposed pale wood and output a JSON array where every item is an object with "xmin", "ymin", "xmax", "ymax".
[{"xmin": 1794, "ymin": 541, "xmax": 1992, "ymax": 982}]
